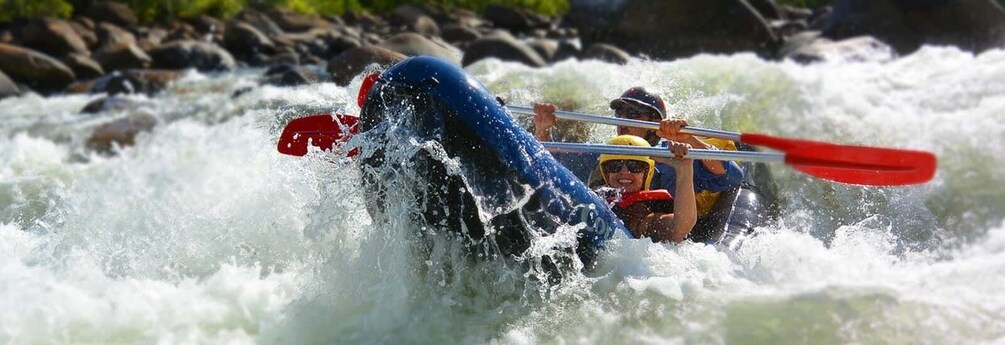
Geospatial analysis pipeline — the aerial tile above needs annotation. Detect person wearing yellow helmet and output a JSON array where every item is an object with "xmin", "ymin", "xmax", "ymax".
[
  {"xmin": 597, "ymin": 135, "xmax": 696, "ymax": 243},
  {"xmin": 532, "ymin": 87, "xmax": 743, "ymax": 218}
]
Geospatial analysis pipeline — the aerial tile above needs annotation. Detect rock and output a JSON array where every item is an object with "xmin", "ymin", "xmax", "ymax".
[
  {"xmin": 62, "ymin": 53, "xmax": 105, "ymax": 80},
  {"xmin": 89, "ymin": 70, "xmax": 181, "ymax": 95},
  {"xmin": 773, "ymin": 19, "xmax": 809, "ymax": 38},
  {"xmin": 263, "ymin": 63, "xmax": 320, "ymax": 86},
  {"xmin": 93, "ymin": 42, "xmax": 151, "ymax": 71},
  {"xmin": 185, "ymin": 15, "xmax": 224, "ymax": 36},
  {"xmin": 821, "ymin": 0, "xmax": 1005, "ymax": 55},
  {"xmin": 344, "ymin": 11, "xmax": 386, "ymax": 30},
  {"xmin": 377, "ymin": 33, "xmax": 460, "ymax": 65},
  {"xmin": 321, "ymin": 34, "xmax": 361, "ymax": 59},
  {"xmin": 461, "ymin": 33, "xmax": 547, "ymax": 67},
  {"xmin": 439, "ymin": 7, "xmax": 484, "ymax": 28},
  {"xmin": 0, "ymin": 43, "xmax": 76, "ymax": 92},
  {"xmin": 323, "ymin": 15, "xmax": 346, "ymax": 26},
  {"xmin": 79, "ymin": 96, "xmax": 153, "ymax": 114},
  {"xmin": 390, "ymin": 4, "xmax": 441, "ymax": 36},
  {"xmin": 148, "ymin": 40, "xmax": 236, "ymax": 71},
  {"xmin": 87, "ymin": 1, "xmax": 139, "ymax": 27},
  {"xmin": 70, "ymin": 19, "xmax": 99, "ymax": 48},
  {"xmin": 327, "ymin": 45, "xmax": 407, "ymax": 85},
  {"xmin": 569, "ymin": 0, "xmax": 780, "ymax": 60},
  {"xmin": 266, "ymin": 8, "xmax": 329, "ymax": 32},
  {"xmin": 223, "ymin": 22, "xmax": 275, "ymax": 58},
  {"xmin": 86, "ymin": 113, "xmax": 158, "ymax": 154},
  {"xmin": 233, "ymin": 9, "xmax": 285, "ymax": 37},
  {"xmin": 581, "ymin": 43, "xmax": 631, "ymax": 64},
  {"xmin": 554, "ymin": 40, "xmax": 581, "ymax": 62},
  {"xmin": 785, "ymin": 35, "xmax": 895, "ymax": 63},
  {"xmin": 442, "ymin": 24, "xmax": 481, "ymax": 44},
  {"xmin": 22, "ymin": 17, "xmax": 90, "ymax": 57},
  {"xmin": 135, "ymin": 27, "xmax": 168, "ymax": 50},
  {"xmin": 0, "ymin": 70, "xmax": 20, "ymax": 99},
  {"xmin": 483, "ymin": 5, "xmax": 551, "ymax": 33},
  {"xmin": 265, "ymin": 49, "xmax": 300, "ymax": 65},
  {"xmin": 527, "ymin": 38, "xmax": 559, "ymax": 61},
  {"xmin": 163, "ymin": 22, "xmax": 199, "ymax": 42},
  {"xmin": 781, "ymin": 5, "xmax": 814, "ymax": 20},
  {"xmin": 96, "ymin": 22, "xmax": 137, "ymax": 48}
]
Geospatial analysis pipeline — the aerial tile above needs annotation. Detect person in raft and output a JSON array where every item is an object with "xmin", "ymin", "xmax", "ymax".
[
  {"xmin": 533, "ymin": 87, "xmax": 743, "ymax": 219},
  {"xmin": 598, "ymin": 135, "xmax": 696, "ymax": 242}
]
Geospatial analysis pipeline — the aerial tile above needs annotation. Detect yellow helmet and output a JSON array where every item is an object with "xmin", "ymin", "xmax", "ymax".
[{"xmin": 597, "ymin": 135, "xmax": 656, "ymax": 190}]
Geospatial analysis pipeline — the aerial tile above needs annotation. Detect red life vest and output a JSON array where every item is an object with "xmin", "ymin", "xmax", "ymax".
[{"xmin": 610, "ymin": 189, "xmax": 674, "ymax": 218}]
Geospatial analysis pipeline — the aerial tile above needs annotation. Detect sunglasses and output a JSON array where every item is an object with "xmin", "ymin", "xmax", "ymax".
[
  {"xmin": 614, "ymin": 105, "xmax": 655, "ymax": 120},
  {"xmin": 602, "ymin": 160, "xmax": 648, "ymax": 174}
]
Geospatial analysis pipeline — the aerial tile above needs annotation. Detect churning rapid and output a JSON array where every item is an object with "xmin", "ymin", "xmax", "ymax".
[{"xmin": 2, "ymin": 46, "xmax": 1003, "ymax": 344}]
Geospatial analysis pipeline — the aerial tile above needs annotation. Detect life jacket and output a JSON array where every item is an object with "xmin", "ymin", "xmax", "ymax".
[{"xmin": 610, "ymin": 189, "xmax": 674, "ymax": 220}]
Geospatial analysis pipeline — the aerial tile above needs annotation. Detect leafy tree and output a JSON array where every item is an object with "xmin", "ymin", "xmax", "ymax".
[{"xmin": 0, "ymin": 0, "xmax": 74, "ymax": 22}]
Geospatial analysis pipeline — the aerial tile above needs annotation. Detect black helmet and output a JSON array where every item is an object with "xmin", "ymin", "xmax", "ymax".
[{"xmin": 609, "ymin": 87, "xmax": 667, "ymax": 119}]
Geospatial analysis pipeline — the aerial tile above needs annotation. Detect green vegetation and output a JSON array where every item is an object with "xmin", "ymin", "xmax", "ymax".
[
  {"xmin": 1, "ymin": 0, "xmax": 568, "ymax": 24},
  {"xmin": 0, "ymin": 0, "xmax": 74, "ymax": 22}
]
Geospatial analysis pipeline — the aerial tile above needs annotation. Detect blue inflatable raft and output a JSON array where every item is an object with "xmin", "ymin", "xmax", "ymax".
[{"xmin": 356, "ymin": 56, "xmax": 776, "ymax": 269}]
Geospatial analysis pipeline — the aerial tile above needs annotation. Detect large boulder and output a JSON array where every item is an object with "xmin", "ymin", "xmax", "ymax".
[
  {"xmin": 581, "ymin": 43, "xmax": 631, "ymax": 64},
  {"xmin": 70, "ymin": 19, "xmax": 99, "ymax": 48},
  {"xmin": 223, "ymin": 22, "xmax": 275, "ymax": 58},
  {"xmin": 87, "ymin": 113, "xmax": 158, "ymax": 155},
  {"xmin": 93, "ymin": 42, "xmax": 151, "ymax": 71},
  {"xmin": 821, "ymin": 0, "xmax": 1005, "ymax": 54},
  {"xmin": 21, "ymin": 17, "xmax": 90, "ymax": 57},
  {"xmin": 461, "ymin": 32, "xmax": 547, "ymax": 67},
  {"xmin": 233, "ymin": 9, "xmax": 285, "ymax": 37},
  {"xmin": 442, "ymin": 24, "xmax": 481, "ymax": 44},
  {"xmin": 377, "ymin": 33, "xmax": 460, "ymax": 65},
  {"xmin": 88, "ymin": 70, "xmax": 182, "ymax": 96},
  {"xmin": 148, "ymin": 40, "xmax": 236, "ymax": 71},
  {"xmin": 483, "ymin": 5, "xmax": 551, "ymax": 33},
  {"xmin": 87, "ymin": 1, "xmax": 139, "ymax": 27},
  {"xmin": 62, "ymin": 53, "xmax": 105, "ymax": 80},
  {"xmin": 95, "ymin": 22, "xmax": 137, "ymax": 48},
  {"xmin": 0, "ymin": 70, "xmax": 20, "ymax": 99},
  {"xmin": 0, "ymin": 43, "xmax": 76, "ymax": 91},
  {"xmin": 568, "ymin": 0, "xmax": 780, "ymax": 60},
  {"xmin": 389, "ymin": 4, "xmax": 441, "ymax": 36},
  {"xmin": 327, "ymin": 45, "xmax": 406, "ymax": 85},
  {"xmin": 266, "ymin": 8, "xmax": 329, "ymax": 32}
]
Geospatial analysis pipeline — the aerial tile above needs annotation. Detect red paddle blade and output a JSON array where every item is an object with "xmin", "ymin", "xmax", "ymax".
[
  {"xmin": 276, "ymin": 114, "xmax": 359, "ymax": 157},
  {"xmin": 742, "ymin": 133, "xmax": 937, "ymax": 186}
]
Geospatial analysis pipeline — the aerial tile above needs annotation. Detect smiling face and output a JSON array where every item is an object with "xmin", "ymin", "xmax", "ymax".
[{"xmin": 602, "ymin": 159, "xmax": 649, "ymax": 193}]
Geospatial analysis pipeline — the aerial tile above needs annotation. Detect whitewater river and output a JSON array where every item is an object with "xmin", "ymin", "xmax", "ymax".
[{"xmin": 2, "ymin": 47, "xmax": 1004, "ymax": 344}]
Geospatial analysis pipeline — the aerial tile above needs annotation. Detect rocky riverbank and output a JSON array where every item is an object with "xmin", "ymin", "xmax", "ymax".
[
  {"xmin": 3, "ymin": 0, "xmax": 1004, "ymax": 98},
  {"xmin": 0, "ymin": 0, "xmax": 1003, "ymax": 153}
]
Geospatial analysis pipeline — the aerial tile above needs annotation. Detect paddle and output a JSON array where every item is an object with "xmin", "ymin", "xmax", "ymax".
[
  {"xmin": 507, "ymin": 105, "xmax": 936, "ymax": 186},
  {"xmin": 276, "ymin": 113, "xmax": 359, "ymax": 157},
  {"xmin": 543, "ymin": 142, "xmax": 933, "ymax": 186},
  {"xmin": 275, "ymin": 112, "xmax": 934, "ymax": 186},
  {"xmin": 275, "ymin": 72, "xmax": 379, "ymax": 157}
]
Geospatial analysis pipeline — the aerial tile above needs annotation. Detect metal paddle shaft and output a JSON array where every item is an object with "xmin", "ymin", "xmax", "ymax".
[
  {"xmin": 542, "ymin": 142, "xmax": 784, "ymax": 163},
  {"xmin": 506, "ymin": 105, "xmax": 741, "ymax": 141},
  {"xmin": 276, "ymin": 108, "xmax": 937, "ymax": 186}
]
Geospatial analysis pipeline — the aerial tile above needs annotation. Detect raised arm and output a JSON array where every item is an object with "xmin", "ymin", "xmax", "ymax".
[
  {"xmin": 644, "ymin": 141, "xmax": 697, "ymax": 243},
  {"xmin": 532, "ymin": 102, "xmax": 557, "ymax": 141}
]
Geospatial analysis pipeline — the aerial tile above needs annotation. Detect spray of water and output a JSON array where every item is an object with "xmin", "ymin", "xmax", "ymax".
[{"xmin": 0, "ymin": 47, "xmax": 1003, "ymax": 343}]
